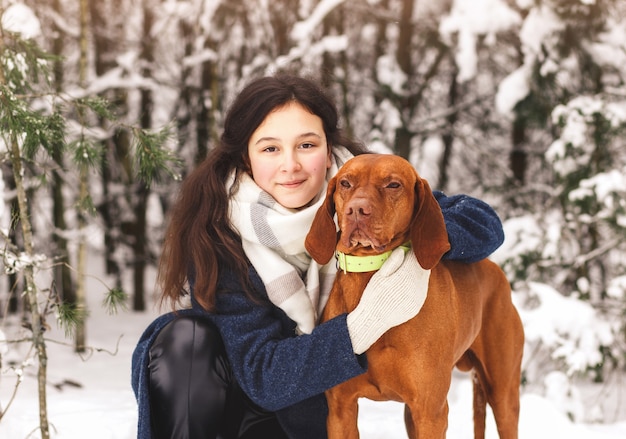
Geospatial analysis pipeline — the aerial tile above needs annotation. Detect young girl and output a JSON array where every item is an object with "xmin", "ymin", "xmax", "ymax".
[{"xmin": 132, "ymin": 74, "xmax": 505, "ymax": 439}]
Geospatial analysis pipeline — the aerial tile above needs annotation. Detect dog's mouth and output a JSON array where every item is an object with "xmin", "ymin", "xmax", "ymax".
[
  {"xmin": 349, "ymin": 237, "xmax": 383, "ymax": 251},
  {"xmin": 341, "ymin": 228, "xmax": 387, "ymax": 254},
  {"xmin": 338, "ymin": 220, "xmax": 410, "ymax": 256}
]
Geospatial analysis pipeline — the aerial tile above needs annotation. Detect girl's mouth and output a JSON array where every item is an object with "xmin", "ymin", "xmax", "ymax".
[{"xmin": 281, "ymin": 180, "xmax": 304, "ymax": 188}]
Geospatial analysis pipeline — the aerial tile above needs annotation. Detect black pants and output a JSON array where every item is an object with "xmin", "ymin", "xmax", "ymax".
[{"xmin": 148, "ymin": 316, "xmax": 289, "ymax": 439}]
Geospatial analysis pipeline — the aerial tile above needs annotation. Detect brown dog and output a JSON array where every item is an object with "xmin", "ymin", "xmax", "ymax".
[{"xmin": 305, "ymin": 154, "xmax": 524, "ymax": 439}]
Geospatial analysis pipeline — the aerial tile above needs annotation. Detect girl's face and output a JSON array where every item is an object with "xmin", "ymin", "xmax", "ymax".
[{"xmin": 248, "ymin": 102, "xmax": 332, "ymax": 209}]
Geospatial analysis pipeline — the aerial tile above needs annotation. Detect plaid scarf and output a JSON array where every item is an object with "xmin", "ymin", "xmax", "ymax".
[{"xmin": 228, "ymin": 146, "xmax": 353, "ymax": 334}]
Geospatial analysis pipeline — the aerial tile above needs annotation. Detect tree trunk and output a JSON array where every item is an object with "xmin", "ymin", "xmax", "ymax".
[
  {"xmin": 394, "ymin": 0, "xmax": 415, "ymax": 159},
  {"xmin": 89, "ymin": 0, "xmax": 125, "ymax": 288},
  {"xmin": 132, "ymin": 183, "xmax": 149, "ymax": 311},
  {"xmin": 74, "ymin": 0, "xmax": 90, "ymax": 353},
  {"xmin": 171, "ymin": 11, "xmax": 195, "ymax": 167},
  {"xmin": 2, "ymin": 174, "xmax": 21, "ymax": 315},
  {"xmin": 370, "ymin": 0, "xmax": 389, "ymax": 136},
  {"xmin": 510, "ymin": 115, "xmax": 527, "ymax": 185},
  {"xmin": 9, "ymin": 136, "xmax": 51, "ymax": 439},
  {"xmin": 395, "ymin": 126, "xmax": 413, "ymax": 161},
  {"xmin": 132, "ymin": 1, "xmax": 157, "ymax": 311},
  {"xmin": 197, "ymin": 45, "xmax": 218, "ymax": 163},
  {"xmin": 321, "ymin": 5, "xmax": 353, "ymax": 139},
  {"xmin": 396, "ymin": 0, "xmax": 414, "ymax": 76},
  {"xmin": 438, "ymin": 67, "xmax": 459, "ymax": 191},
  {"xmin": 51, "ymin": 0, "xmax": 76, "ymax": 307},
  {"xmin": 0, "ymin": 47, "xmax": 50, "ymax": 437}
]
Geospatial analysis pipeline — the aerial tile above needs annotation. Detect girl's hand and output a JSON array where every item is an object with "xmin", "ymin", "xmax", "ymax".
[{"xmin": 346, "ymin": 247, "xmax": 430, "ymax": 354}]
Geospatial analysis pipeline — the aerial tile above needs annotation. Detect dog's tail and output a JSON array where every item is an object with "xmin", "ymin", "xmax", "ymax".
[{"xmin": 472, "ymin": 369, "xmax": 487, "ymax": 439}]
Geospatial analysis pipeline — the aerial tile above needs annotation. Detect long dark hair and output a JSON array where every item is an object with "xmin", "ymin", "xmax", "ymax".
[{"xmin": 158, "ymin": 73, "xmax": 368, "ymax": 311}]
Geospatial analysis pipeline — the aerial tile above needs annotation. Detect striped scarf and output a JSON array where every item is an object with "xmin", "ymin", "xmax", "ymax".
[{"xmin": 228, "ymin": 146, "xmax": 353, "ymax": 334}]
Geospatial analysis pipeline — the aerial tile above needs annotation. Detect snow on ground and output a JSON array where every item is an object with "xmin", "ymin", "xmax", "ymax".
[{"xmin": 2, "ymin": 288, "xmax": 626, "ymax": 439}]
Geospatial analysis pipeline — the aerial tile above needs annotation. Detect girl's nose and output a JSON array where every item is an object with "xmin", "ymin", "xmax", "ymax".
[{"xmin": 281, "ymin": 151, "xmax": 302, "ymax": 172}]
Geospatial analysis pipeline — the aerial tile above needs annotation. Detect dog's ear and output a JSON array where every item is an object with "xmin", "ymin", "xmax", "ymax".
[
  {"xmin": 305, "ymin": 177, "xmax": 338, "ymax": 264},
  {"xmin": 410, "ymin": 177, "xmax": 451, "ymax": 270}
]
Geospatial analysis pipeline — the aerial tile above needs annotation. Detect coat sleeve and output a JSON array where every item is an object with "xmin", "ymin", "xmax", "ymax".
[
  {"xmin": 209, "ymin": 271, "xmax": 367, "ymax": 412},
  {"xmin": 434, "ymin": 191, "xmax": 504, "ymax": 263}
]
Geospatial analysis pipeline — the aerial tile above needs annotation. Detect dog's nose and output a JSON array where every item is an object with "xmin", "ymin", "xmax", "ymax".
[{"xmin": 346, "ymin": 196, "xmax": 372, "ymax": 218}]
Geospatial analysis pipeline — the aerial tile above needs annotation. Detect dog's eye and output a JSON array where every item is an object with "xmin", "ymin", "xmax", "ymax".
[
  {"xmin": 386, "ymin": 182, "xmax": 401, "ymax": 189},
  {"xmin": 340, "ymin": 179, "xmax": 351, "ymax": 188}
]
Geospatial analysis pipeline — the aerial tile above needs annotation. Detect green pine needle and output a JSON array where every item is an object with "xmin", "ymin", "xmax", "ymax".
[
  {"xmin": 76, "ymin": 96, "xmax": 115, "ymax": 120},
  {"xmin": 56, "ymin": 303, "xmax": 88, "ymax": 339},
  {"xmin": 74, "ymin": 193, "xmax": 97, "ymax": 217},
  {"xmin": 102, "ymin": 287, "xmax": 128, "ymax": 315},
  {"xmin": 132, "ymin": 124, "xmax": 182, "ymax": 186},
  {"xmin": 71, "ymin": 137, "xmax": 104, "ymax": 169}
]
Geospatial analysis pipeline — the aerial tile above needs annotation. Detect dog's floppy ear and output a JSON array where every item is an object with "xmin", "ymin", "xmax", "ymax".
[
  {"xmin": 305, "ymin": 177, "xmax": 338, "ymax": 264},
  {"xmin": 410, "ymin": 177, "xmax": 451, "ymax": 270}
]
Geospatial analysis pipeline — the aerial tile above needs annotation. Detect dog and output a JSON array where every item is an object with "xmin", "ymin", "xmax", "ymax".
[{"xmin": 305, "ymin": 154, "xmax": 524, "ymax": 438}]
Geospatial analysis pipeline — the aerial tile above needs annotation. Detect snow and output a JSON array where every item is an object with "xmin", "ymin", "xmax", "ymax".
[
  {"xmin": 494, "ymin": 3, "xmax": 564, "ymax": 115},
  {"xmin": 291, "ymin": 0, "xmax": 346, "ymax": 41},
  {"xmin": 1, "ymin": 3, "xmax": 41, "ymax": 39},
  {"xmin": 521, "ymin": 282, "xmax": 614, "ymax": 375},
  {"xmin": 607, "ymin": 276, "xmax": 626, "ymax": 300},
  {"xmin": 376, "ymin": 55, "xmax": 408, "ymax": 97},
  {"xmin": 586, "ymin": 18, "xmax": 626, "ymax": 75},
  {"xmin": 570, "ymin": 169, "xmax": 626, "ymax": 208},
  {"xmin": 495, "ymin": 66, "xmax": 530, "ymax": 117},
  {"xmin": 440, "ymin": 0, "xmax": 521, "ymax": 82}
]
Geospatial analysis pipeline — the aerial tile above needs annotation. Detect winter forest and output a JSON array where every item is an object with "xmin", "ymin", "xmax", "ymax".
[{"xmin": 1, "ymin": 0, "xmax": 626, "ymax": 437}]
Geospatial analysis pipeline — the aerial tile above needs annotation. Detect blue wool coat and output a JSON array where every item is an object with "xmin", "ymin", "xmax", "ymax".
[{"xmin": 131, "ymin": 192, "xmax": 504, "ymax": 439}]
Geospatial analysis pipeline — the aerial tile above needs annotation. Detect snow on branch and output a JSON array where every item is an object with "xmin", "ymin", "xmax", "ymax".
[
  {"xmin": 521, "ymin": 282, "xmax": 615, "ymax": 376},
  {"xmin": 291, "ymin": 0, "xmax": 346, "ymax": 41}
]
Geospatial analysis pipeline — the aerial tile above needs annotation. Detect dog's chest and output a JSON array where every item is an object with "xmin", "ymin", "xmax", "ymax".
[{"xmin": 324, "ymin": 272, "xmax": 374, "ymax": 318}]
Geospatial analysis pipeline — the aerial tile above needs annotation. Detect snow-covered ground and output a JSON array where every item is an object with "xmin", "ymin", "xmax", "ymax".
[{"xmin": 1, "ymin": 286, "xmax": 626, "ymax": 439}]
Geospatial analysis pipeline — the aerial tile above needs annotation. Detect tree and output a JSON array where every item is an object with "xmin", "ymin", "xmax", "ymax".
[
  {"xmin": 492, "ymin": 0, "xmax": 626, "ymax": 390},
  {"xmin": 49, "ymin": 0, "xmax": 77, "ymax": 318},
  {"xmin": 0, "ymin": 3, "xmax": 179, "ymax": 432},
  {"xmin": 1, "ymin": 10, "xmax": 58, "ymax": 435}
]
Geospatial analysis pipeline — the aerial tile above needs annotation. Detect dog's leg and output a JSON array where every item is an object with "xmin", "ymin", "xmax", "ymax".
[
  {"xmin": 404, "ymin": 398, "xmax": 449, "ymax": 439},
  {"xmin": 403, "ymin": 405, "xmax": 414, "ymax": 436},
  {"xmin": 472, "ymin": 356, "xmax": 521, "ymax": 439},
  {"xmin": 484, "ymin": 349, "xmax": 523, "ymax": 439},
  {"xmin": 400, "ymin": 364, "xmax": 452, "ymax": 439},
  {"xmin": 325, "ymin": 388, "xmax": 360, "ymax": 439},
  {"xmin": 471, "ymin": 306, "xmax": 524, "ymax": 438},
  {"xmin": 472, "ymin": 370, "xmax": 487, "ymax": 439}
]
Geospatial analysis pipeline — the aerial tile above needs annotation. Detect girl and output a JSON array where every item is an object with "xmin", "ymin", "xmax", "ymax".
[{"xmin": 132, "ymin": 74, "xmax": 504, "ymax": 439}]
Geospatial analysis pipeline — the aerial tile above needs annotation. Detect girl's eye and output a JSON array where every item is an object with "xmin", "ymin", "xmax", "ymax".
[
  {"xmin": 262, "ymin": 146, "xmax": 278, "ymax": 153},
  {"xmin": 300, "ymin": 142, "xmax": 315, "ymax": 149}
]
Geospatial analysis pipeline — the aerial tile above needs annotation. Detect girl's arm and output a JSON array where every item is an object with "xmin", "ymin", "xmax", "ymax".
[
  {"xmin": 434, "ymin": 192, "xmax": 504, "ymax": 263},
  {"xmin": 211, "ymin": 269, "xmax": 366, "ymax": 412}
]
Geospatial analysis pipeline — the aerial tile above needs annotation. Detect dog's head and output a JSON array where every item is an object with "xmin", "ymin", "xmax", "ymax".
[{"xmin": 305, "ymin": 154, "xmax": 450, "ymax": 270}]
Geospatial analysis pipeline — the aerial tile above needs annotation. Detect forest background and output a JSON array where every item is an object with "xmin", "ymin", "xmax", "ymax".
[{"xmin": 1, "ymin": 0, "xmax": 626, "ymax": 436}]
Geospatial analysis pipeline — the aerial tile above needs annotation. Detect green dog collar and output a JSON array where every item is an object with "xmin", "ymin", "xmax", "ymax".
[{"xmin": 335, "ymin": 243, "xmax": 411, "ymax": 273}]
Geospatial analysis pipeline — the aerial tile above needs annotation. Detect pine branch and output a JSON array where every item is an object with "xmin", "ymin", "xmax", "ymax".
[
  {"xmin": 55, "ymin": 302, "xmax": 88, "ymax": 339},
  {"xmin": 102, "ymin": 287, "xmax": 129, "ymax": 315},
  {"xmin": 131, "ymin": 124, "xmax": 182, "ymax": 186}
]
